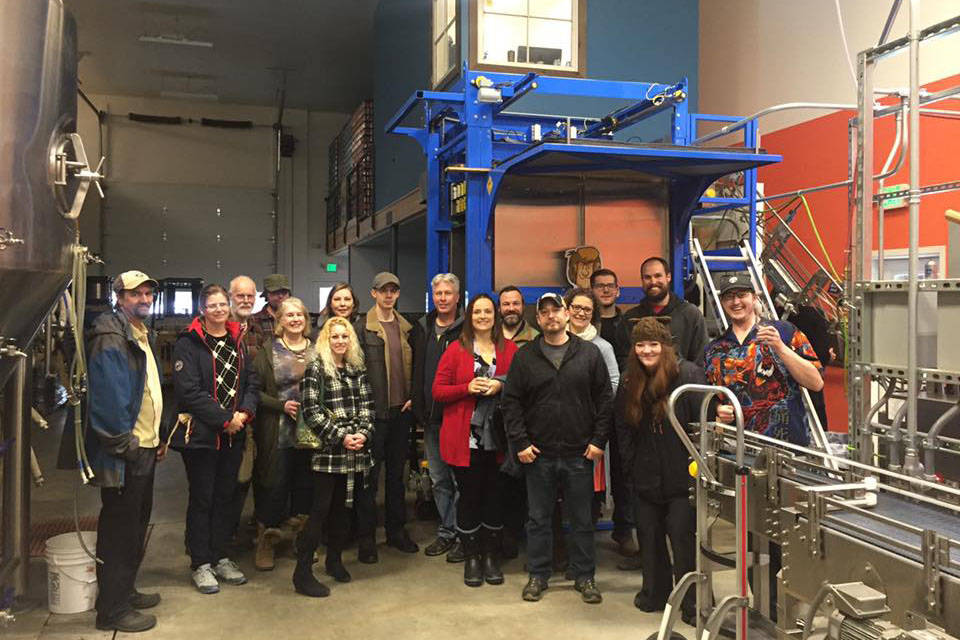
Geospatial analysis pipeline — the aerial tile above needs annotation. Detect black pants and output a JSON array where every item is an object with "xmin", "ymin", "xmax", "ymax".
[
  {"xmin": 634, "ymin": 493, "xmax": 696, "ymax": 613},
  {"xmin": 95, "ymin": 448, "xmax": 156, "ymax": 622},
  {"xmin": 253, "ymin": 447, "xmax": 315, "ymax": 527},
  {"xmin": 299, "ymin": 472, "xmax": 353, "ymax": 557},
  {"xmin": 499, "ymin": 471, "xmax": 527, "ymax": 539},
  {"xmin": 364, "ymin": 409, "xmax": 412, "ymax": 538},
  {"xmin": 607, "ymin": 428, "xmax": 634, "ymax": 534},
  {"xmin": 451, "ymin": 449, "xmax": 503, "ymax": 533},
  {"xmin": 181, "ymin": 439, "xmax": 245, "ymax": 569}
]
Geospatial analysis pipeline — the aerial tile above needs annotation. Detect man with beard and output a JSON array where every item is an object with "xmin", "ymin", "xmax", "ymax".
[
  {"xmin": 86, "ymin": 271, "xmax": 164, "ymax": 632},
  {"xmin": 503, "ymin": 293, "xmax": 613, "ymax": 604},
  {"xmin": 617, "ymin": 257, "xmax": 707, "ymax": 367},
  {"xmin": 249, "ymin": 274, "xmax": 292, "ymax": 348},
  {"xmin": 590, "ymin": 269, "xmax": 629, "ymax": 365},
  {"xmin": 499, "ymin": 286, "xmax": 539, "ymax": 346},
  {"xmin": 412, "ymin": 273, "xmax": 464, "ymax": 560}
]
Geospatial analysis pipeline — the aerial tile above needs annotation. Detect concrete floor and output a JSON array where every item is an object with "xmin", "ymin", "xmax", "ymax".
[{"xmin": 7, "ymin": 411, "xmax": 734, "ymax": 640}]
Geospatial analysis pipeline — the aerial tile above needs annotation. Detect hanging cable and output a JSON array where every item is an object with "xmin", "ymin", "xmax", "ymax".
[
  {"xmin": 834, "ymin": 0, "xmax": 858, "ymax": 94},
  {"xmin": 800, "ymin": 195, "xmax": 842, "ymax": 282}
]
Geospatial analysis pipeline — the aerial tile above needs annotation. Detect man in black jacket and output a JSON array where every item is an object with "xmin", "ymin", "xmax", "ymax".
[
  {"xmin": 502, "ymin": 293, "xmax": 613, "ymax": 605},
  {"xmin": 616, "ymin": 257, "xmax": 707, "ymax": 367},
  {"xmin": 411, "ymin": 273, "xmax": 464, "ymax": 559}
]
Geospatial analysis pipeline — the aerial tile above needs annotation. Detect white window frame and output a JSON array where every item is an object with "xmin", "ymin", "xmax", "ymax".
[
  {"xmin": 432, "ymin": 0, "xmax": 460, "ymax": 87},
  {"xmin": 472, "ymin": 0, "xmax": 584, "ymax": 76}
]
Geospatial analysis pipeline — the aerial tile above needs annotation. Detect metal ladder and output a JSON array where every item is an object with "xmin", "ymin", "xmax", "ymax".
[{"xmin": 691, "ymin": 237, "xmax": 831, "ymax": 454}]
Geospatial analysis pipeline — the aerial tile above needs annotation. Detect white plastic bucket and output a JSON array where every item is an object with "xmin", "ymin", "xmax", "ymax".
[{"xmin": 44, "ymin": 531, "xmax": 98, "ymax": 614}]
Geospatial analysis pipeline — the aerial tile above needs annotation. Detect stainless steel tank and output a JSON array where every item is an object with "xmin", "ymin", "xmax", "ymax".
[{"xmin": 0, "ymin": 0, "xmax": 86, "ymax": 388}]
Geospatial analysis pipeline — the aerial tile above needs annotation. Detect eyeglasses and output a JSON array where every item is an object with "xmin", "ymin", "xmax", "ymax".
[
  {"xmin": 569, "ymin": 304, "xmax": 593, "ymax": 315},
  {"xmin": 720, "ymin": 290, "xmax": 753, "ymax": 303},
  {"xmin": 205, "ymin": 302, "xmax": 230, "ymax": 310},
  {"xmin": 592, "ymin": 283, "xmax": 618, "ymax": 291}
]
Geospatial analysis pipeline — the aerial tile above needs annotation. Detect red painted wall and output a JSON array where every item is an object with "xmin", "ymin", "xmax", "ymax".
[{"xmin": 757, "ymin": 74, "xmax": 960, "ymax": 431}]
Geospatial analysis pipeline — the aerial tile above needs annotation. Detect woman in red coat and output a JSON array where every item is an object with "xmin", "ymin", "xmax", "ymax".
[{"xmin": 432, "ymin": 293, "xmax": 517, "ymax": 588}]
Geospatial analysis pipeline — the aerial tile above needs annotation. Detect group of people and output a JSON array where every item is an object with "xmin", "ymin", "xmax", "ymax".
[{"xmin": 83, "ymin": 258, "xmax": 824, "ymax": 633}]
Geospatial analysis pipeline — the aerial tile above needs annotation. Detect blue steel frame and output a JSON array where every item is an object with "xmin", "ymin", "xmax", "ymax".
[{"xmin": 386, "ymin": 65, "xmax": 778, "ymax": 307}]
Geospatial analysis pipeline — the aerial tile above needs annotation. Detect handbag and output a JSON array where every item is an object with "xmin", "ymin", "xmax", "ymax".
[{"xmin": 294, "ymin": 376, "xmax": 326, "ymax": 450}]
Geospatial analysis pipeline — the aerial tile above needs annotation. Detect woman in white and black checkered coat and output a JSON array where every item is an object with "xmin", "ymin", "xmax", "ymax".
[{"xmin": 293, "ymin": 316, "xmax": 376, "ymax": 597}]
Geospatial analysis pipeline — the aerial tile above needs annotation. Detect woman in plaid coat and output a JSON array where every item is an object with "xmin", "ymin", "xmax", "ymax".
[{"xmin": 293, "ymin": 316, "xmax": 376, "ymax": 597}]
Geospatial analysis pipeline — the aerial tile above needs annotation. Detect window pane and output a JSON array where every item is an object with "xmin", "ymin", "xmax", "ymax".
[
  {"xmin": 529, "ymin": 0, "xmax": 571, "ymax": 20},
  {"xmin": 480, "ymin": 13, "xmax": 527, "ymax": 64},
  {"xmin": 446, "ymin": 0, "xmax": 457, "ymax": 24},
  {"xmin": 434, "ymin": 0, "xmax": 444, "ymax": 40},
  {"xmin": 483, "ymin": 0, "xmax": 528, "ymax": 16},
  {"xmin": 528, "ymin": 17, "xmax": 571, "ymax": 67}
]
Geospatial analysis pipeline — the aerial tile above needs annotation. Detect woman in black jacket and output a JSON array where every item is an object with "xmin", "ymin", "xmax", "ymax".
[
  {"xmin": 614, "ymin": 317, "xmax": 706, "ymax": 624},
  {"xmin": 167, "ymin": 284, "xmax": 260, "ymax": 595}
]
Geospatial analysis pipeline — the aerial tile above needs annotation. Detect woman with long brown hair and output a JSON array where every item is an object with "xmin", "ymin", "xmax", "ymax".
[
  {"xmin": 432, "ymin": 293, "xmax": 517, "ymax": 587},
  {"xmin": 614, "ymin": 316, "xmax": 707, "ymax": 624}
]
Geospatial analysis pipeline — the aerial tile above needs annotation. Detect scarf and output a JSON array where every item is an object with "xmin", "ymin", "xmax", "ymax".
[{"xmin": 570, "ymin": 322, "xmax": 598, "ymax": 342}]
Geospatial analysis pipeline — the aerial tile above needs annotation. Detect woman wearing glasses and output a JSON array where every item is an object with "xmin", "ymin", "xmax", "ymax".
[
  {"xmin": 563, "ymin": 288, "xmax": 619, "ymax": 392},
  {"xmin": 168, "ymin": 284, "xmax": 260, "ymax": 595}
]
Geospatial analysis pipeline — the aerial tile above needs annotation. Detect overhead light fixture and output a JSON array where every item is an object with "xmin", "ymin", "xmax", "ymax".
[
  {"xmin": 138, "ymin": 34, "xmax": 213, "ymax": 48},
  {"xmin": 160, "ymin": 90, "xmax": 219, "ymax": 102}
]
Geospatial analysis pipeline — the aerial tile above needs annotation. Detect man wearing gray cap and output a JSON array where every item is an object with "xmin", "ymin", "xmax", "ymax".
[
  {"xmin": 502, "ymin": 292, "xmax": 613, "ymax": 605},
  {"xmin": 86, "ymin": 270, "xmax": 164, "ymax": 632},
  {"xmin": 354, "ymin": 271, "xmax": 419, "ymax": 558},
  {"xmin": 249, "ymin": 273, "xmax": 292, "ymax": 348}
]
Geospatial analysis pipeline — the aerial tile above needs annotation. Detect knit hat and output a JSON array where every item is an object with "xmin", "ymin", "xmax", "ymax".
[{"xmin": 630, "ymin": 316, "xmax": 672, "ymax": 344}]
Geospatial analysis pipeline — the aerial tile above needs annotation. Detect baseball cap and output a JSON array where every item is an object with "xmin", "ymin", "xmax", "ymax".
[
  {"xmin": 262, "ymin": 273, "xmax": 291, "ymax": 294},
  {"xmin": 536, "ymin": 292, "xmax": 566, "ymax": 311},
  {"xmin": 372, "ymin": 272, "xmax": 400, "ymax": 290},
  {"xmin": 717, "ymin": 272, "xmax": 754, "ymax": 296},
  {"xmin": 112, "ymin": 270, "xmax": 158, "ymax": 294}
]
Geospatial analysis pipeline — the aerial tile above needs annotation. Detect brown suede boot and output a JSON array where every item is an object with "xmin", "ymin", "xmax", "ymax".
[{"xmin": 255, "ymin": 522, "xmax": 280, "ymax": 571}]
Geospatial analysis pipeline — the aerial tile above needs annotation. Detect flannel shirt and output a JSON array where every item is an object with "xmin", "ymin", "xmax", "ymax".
[{"xmin": 301, "ymin": 358, "xmax": 375, "ymax": 505}]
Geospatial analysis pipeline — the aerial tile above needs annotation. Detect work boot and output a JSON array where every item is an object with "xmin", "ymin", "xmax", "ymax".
[
  {"xmin": 292, "ymin": 533, "xmax": 330, "ymax": 598},
  {"xmin": 95, "ymin": 610, "xmax": 157, "ymax": 632},
  {"xmin": 357, "ymin": 535, "xmax": 379, "ymax": 564},
  {"xmin": 129, "ymin": 590, "xmax": 161, "ymax": 609},
  {"xmin": 574, "ymin": 577, "xmax": 603, "ymax": 604},
  {"xmin": 521, "ymin": 576, "xmax": 548, "ymax": 601},
  {"xmin": 481, "ymin": 528, "xmax": 504, "ymax": 585},
  {"xmin": 445, "ymin": 538, "xmax": 465, "ymax": 563},
  {"xmin": 255, "ymin": 522, "xmax": 280, "ymax": 571},
  {"xmin": 324, "ymin": 549, "xmax": 352, "ymax": 583},
  {"xmin": 462, "ymin": 532, "xmax": 483, "ymax": 587}
]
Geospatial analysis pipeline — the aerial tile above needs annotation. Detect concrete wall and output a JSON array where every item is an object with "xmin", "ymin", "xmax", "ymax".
[
  {"xmin": 699, "ymin": 0, "xmax": 960, "ymax": 134},
  {"xmin": 76, "ymin": 94, "xmax": 349, "ymax": 312}
]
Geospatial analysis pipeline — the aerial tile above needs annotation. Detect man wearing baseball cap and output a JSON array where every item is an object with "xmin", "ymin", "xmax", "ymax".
[
  {"xmin": 86, "ymin": 270, "xmax": 163, "ymax": 632},
  {"xmin": 249, "ymin": 273, "xmax": 292, "ymax": 348},
  {"xmin": 704, "ymin": 271, "xmax": 823, "ymax": 624},
  {"xmin": 502, "ymin": 292, "xmax": 613, "ymax": 604},
  {"xmin": 353, "ymin": 272, "xmax": 419, "ymax": 558}
]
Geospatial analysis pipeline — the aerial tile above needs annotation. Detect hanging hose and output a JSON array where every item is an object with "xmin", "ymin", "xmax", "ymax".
[{"xmin": 800, "ymin": 195, "xmax": 842, "ymax": 282}]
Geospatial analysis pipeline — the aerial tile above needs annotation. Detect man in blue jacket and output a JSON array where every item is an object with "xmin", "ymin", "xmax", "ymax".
[{"xmin": 86, "ymin": 270, "xmax": 164, "ymax": 633}]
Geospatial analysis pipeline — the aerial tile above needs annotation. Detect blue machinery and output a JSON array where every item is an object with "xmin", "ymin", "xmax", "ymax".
[{"xmin": 386, "ymin": 67, "xmax": 781, "ymax": 304}]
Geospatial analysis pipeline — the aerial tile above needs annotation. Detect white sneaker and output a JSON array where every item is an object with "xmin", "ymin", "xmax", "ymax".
[
  {"xmin": 213, "ymin": 558, "xmax": 247, "ymax": 585},
  {"xmin": 192, "ymin": 563, "xmax": 220, "ymax": 594}
]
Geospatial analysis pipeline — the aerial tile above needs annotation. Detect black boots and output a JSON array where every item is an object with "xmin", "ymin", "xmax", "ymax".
[
  {"xmin": 482, "ymin": 529, "xmax": 504, "ymax": 585},
  {"xmin": 292, "ymin": 533, "xmax": 329, "ymax": 598},
  {"xmin": 462, "ymin": 532, "xmax": 483, "ymax": 587},
  {"xmin": 324, "ymin": 549, "xmax": 352, "ymax": 583}
]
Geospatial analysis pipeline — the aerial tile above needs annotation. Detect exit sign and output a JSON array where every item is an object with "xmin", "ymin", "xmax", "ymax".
[
  {"xmin": 879, "ymin": 183, "xmax": 908, "ymax": 209},
  {"xmin": 326, "ymin": 263, "xmax": 338, "ymax": 272}
]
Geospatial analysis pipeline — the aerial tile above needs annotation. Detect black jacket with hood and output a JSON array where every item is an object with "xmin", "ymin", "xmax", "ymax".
[
  {"xmin": 411, "ymin": 310, "xmax": 464, "ymax": 426},
  {"xmin": 614, "ymin": 360, "xmax": 708, "ymax": 501},
  {"xmin": 502, "ymin": 333, "xmax": 613, "ymax": 458}
]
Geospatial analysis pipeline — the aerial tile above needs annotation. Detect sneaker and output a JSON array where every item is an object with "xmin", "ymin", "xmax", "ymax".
[
  {"xmin": 386, "ymin": 529, "xmax": 419, "ymax": 553},
  {"xmin": 213, "ymin": 558, "xmax": 248, "ymax": 585},
  {"xmin": 129, "ymin": 589, "xmax": 161, "ymax": 609},
  {"xmin": 521, "ymin": 576, "xmax": 548, "ymax": 602},
  {"xmin": 95, "ymin": 609, "xmax": 157, "ymax": 632},
  {"xmin": 424, "ymin": 536, "xmax": 456, "ymax": 557},
  {"xmin": 192, "ymin": 564, "xmax": 220, "ymax": 594},
  {"xmin": 575, "ymin": 577, "xmax": 602, "ymax": 604}
]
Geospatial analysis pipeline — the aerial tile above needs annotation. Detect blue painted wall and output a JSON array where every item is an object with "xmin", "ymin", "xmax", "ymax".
[{"xmin": 374, "ymin": 0, "xmax": 699, "ymax": 208}]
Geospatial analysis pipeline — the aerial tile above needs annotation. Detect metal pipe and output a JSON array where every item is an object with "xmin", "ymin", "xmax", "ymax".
[
  {"xmin": 693, "ymin": 102, "xmax": 856, "ymax": 146},
  {"xmin": 923, "ymin": 401, "xmax": 960, "ymax": 477},
  {"xmin": 904, "ymin": 0, "xmax": 921, "ymax": 478},
  {"xmin": 862, "ymin": 378, "xmax": 896, "ymax": 462},
  {"xmin": 878, "ymin": 0, "xmax": 904, "ymax": 46},
  {"xmin": 1, "ymin": 345, "xmax": 29, "ymax": 595},
  {"xmin": 878, "ymin": 103, "xmax": 907, "ymax": 278}
]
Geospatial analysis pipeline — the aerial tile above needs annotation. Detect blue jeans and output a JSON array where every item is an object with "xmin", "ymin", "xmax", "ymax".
[
  {"xmin": 424, "ymin": 421, "xmax": 458, "ymax": 539},
  {"xmin": 525, "ymin": 455, "xmax": 596, "ymax": 581}
]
